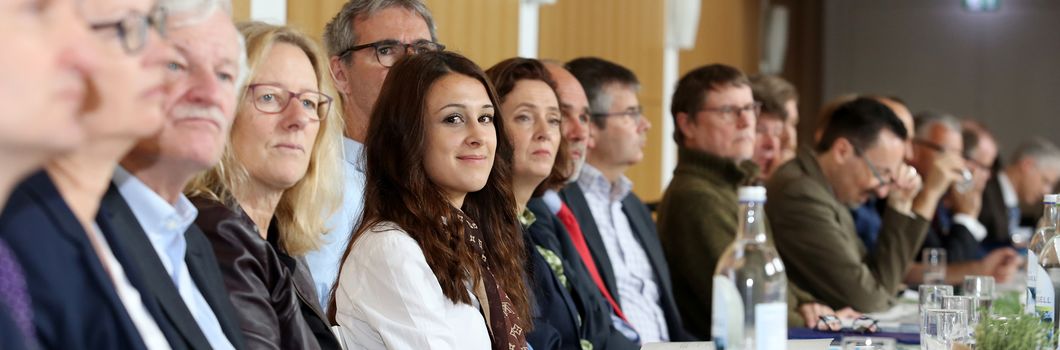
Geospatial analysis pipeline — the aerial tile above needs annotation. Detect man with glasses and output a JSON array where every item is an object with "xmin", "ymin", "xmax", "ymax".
[
  {"xmin": 308, "ymin": 0, "xmax": 442, "ymax": 309},
  {"xmin": 100, "ymin": 0, "xmax": 247, "ymax": 348},
  {"xmin": 767, "ymin": 97, "xmax": 963, "ymax": 312},
  {"xmin": 560, "ymin": 57, "xmax": 693, "ymax": 343},
  {"xmin": 900, "ymin": 113, "xmax": 1020, "ymax": 285},
  {"xmin": 658, "ymin": 64, "xmax": 849, "ymax": 338}
]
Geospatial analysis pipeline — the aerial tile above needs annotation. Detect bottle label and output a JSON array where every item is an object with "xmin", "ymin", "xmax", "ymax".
[
  {"xmin": 755, "ymin": 302, "xmax": 787, "ymax": 350},
  {"xmin": 1029, "ymin": 251, "xmax": 1039, "ymax": 314},
  {"xmin": 712, "ymin": 275, "xmax": 744, "ymax": 349},
  {"xmin": 1036, "ymin": 263, "xmax": 1055, "ymax": 324}
]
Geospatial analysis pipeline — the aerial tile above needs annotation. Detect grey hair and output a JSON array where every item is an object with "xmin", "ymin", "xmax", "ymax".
[
  {"xmin": 1011, "ymin": 137, "xmax": 1060, "ymax": 171},
  {"xmin": 913, "ymin": 110, "xmax": 961, "ymax": 139},
  {"xmin": 159, "ymin": 0, "xmax": 249, "ymax": 93},
  {"xmin": 322, "ymin": 0, "xmax": 437, "ymax": 60}
]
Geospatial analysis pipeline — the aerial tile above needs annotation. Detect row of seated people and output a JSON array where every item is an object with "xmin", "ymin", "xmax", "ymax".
[{"xmin": 2, "ymin": 0, "xmax": 1057, "ymax": 349}]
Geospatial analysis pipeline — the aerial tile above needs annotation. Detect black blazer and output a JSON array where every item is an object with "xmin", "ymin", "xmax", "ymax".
[
  {"xmin": 99, "ymin": 185, "xmax": 247, "ymax": 350},
  {"xmin": 0, "ymin": 171, "xmax": 148, "ymax": 350},
  {"xmin": 559, "ymin": 183, "xmax": 693, "ymax": 341},
  {"xmin": 526, "ymin": 198, "xmax": 639, "ymax": 350},
  {"xmin": 979, "ymin": 174, "xmax": 1013, "ymax": 249}
]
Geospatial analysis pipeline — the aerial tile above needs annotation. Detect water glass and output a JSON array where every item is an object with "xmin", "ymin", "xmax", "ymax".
[
  {"xmin": 962, "ymin": 275, "xmax": 995, "ymax": 299},
  {"xmin": 923, "ymin": 248, "xmax": 947, "ymax": 284},
  {"xmin": 941, "ymin": 295, "xmax": 978, "ymax": 344},
  {"xmin": 919, "ymin": 285, "xmax": 954, "ymax": 314},
  {"xmin": 841, "ymin": 336, "xmax": 896, "ymax": 350},
  {"xmin": 921, "ymin": 308, "xmax": 968, "ymax": 350}
]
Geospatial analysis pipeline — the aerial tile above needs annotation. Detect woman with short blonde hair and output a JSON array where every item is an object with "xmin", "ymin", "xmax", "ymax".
[{"xmin": 186, "ymin": 21, "xmax": 344, "ymax": 350}]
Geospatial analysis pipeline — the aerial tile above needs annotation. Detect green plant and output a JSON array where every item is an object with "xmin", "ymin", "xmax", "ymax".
[
  {"xmin": 974, "ymin": 313, "xmax": 1050, "ymax": 350},
  {"xmin": 991, "ymin": 291, "xmax": 1023, "ymax": 317}
]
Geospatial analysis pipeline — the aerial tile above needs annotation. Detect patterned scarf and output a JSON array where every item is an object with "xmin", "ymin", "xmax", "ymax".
[{"xmin": 463, "ymin": 216, "xmax": 528, "ymax": 350}]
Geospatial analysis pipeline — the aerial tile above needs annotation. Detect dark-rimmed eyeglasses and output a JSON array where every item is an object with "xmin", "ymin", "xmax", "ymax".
[
  {"xmin": 591, "ymin": 106, "xmax": 643, "ymax": 121},
  {"xmin": 700, "ymin": 102, "xmax": 762, "ymax": 123},
  {"xmin": 245, "ymin": 84, "xmax": 333, "ymax": 121},
  {"xmin": 815, "ymin": 315, "xmax": 879, "ymax": 334},
  {"xmin": 854, "ymin": 145, "xmax": 895, "ymax": 189},
  {"xmin": 336, "ymin": 39, "xmax": 445, "ymax": 68},
  {"xmin": 90, "ymin": 7, "xmax": 167, "ymax": 55}
]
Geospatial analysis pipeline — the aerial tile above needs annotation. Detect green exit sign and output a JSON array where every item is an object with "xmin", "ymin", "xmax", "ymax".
[{"xmin": 963, "ymin": 0, "xmax": 1000, "ymax": 12}]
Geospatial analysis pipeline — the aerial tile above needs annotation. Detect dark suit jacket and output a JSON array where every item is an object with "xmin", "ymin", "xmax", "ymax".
[
  {"xmin": 526, "ymin": 198, "xmax": 639, "ymax": 350},
  {"xmin": 559, "ymin": 183, "xmax": 693, "ymax": 342},
  {"xmin": 0, "ymin": 171, "xmax": 147, "ymax": 350},
  {"xmin": 921, "ymin": 205, "xmax": 982, "ymax": 263},
  {"xmin": 979, "ymin": 174, "xmax": 1013, "ymax": 248},
  {"xmin": 100, "ymin": 185, "xmax": 247, "ymax": 350}
]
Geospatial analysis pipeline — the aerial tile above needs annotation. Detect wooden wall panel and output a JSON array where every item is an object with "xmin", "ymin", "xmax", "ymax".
[
  {"xmin": 232, "ymin": 0, "xmax": 250, "ymax": 22},
  {"xmin": 539, "ymin": 0, "xmax": 667, "ymax": 200},
  {"xmin": 423, "ymin": 0, "xmax": 519, "ymax": 68},
  {"xmin": 286, "ymin": 0, "xmax": 346, "ymax": 43},
  {"xmin": 679, "ymin": 1, "xmax": 762, "ymax": 77},
  {"xmin": 281, "ymin": 0, "xmax": 518, "ymax": 68}
]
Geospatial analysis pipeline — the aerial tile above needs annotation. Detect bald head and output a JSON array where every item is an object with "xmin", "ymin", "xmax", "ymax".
[{"xmin": 543, "ymin": 61, "xmax": 591, "ymax": 181}]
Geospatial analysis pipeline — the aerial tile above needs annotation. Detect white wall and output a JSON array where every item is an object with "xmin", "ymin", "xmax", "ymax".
[{"xmin": 823, "ymin": 0, "xmax": 1060, "ymax": 157}]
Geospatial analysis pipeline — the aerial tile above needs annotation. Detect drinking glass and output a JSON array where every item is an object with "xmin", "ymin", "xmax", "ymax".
[
  {"xmin": 921, "ymin": 308, "xmax": 967, "ymax": 350},
  {"xmin": 941, "ymin": 295, "xmax": 978, "ymax": 346},
  {"xmin": 923, "ymin": 248, "xmax": 947, "ymax": 285}
]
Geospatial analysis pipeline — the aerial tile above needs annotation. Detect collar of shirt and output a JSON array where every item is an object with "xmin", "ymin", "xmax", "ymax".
[
  {"xmin": 518, "ymin": 208, "xmax": 537, "ymax": 228},
  {"xmin": 577, "ymin": 163, "xmax": 632, "ymax": 203},
  {"xmin": 344, "ymin": 137, "xmax": 366, "ymax": 173},
  {"xmin": 113, "ymin": 166, "xmax": 197, "ymax": 281},
  {"xmin": 541, "ymin": 190, "xmax": 562, "ymax": 214},
  {"xmin": 997, "ymin": 172, "xmax": 1019, "ymax": 208}
]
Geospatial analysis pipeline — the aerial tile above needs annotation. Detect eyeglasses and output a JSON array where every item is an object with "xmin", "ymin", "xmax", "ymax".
[
  {"xmin": 591, "ymin": 106, "xmax": 643, "ymax": 121},
  {"xmin": 336, "ymin": 39, "xmax": 445, "ymax": 68},
  {"xmin": 90, "ymin": 7, "xmax": 167, "ymax": 55},
  {"xmin": 854, "ymin": 145, "xmax": 894, "ymax": 189},
  {"xmin": 700, "ymin": 102, "xmax": 762, "ymax": 123},
  {"xmin": 913, "ymin": 138, "xmax": 975, "ymax": 192},
  {"xmin": 245, "ymin": 84, "xmax": 333, "ymax": 120},
  {"xmin": 815, "ymin": 315, "xmax": 879, "ymax": 334}
]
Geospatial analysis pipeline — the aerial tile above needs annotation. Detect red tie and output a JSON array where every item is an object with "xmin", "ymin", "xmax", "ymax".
[{"xmin": 555, "ymin": 203, "xmax": 629, "ymax": 323}]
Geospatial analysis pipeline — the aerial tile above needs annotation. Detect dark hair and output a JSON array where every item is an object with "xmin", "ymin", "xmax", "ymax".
[
  {"xmin": 670, "ymin": 64, "xmax": 750, "ymax": 144},
  {"xmin": 328, "ymin": 51, "xmax": 531, "ymax": 331},
  {"xmin": 815, "ymin": 97, "xmax": 909, "ymax": 153},
  {"xmin": 749, "ymin": 74, "xmax": 797, "ymax": 120},
  {"xmin": 486, "ymin": 57, "xmax": 571, "ymax": 196},
  {"xmin": 565, "ymin": 57, "xmax": 639, "ymax": 129}
]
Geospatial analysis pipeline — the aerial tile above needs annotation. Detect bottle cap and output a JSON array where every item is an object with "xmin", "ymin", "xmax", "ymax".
[
  {"xmin": 738, "ymin": 186, "xmax": 767, "ymax": 202},
  {"xmin": 1047, "ymin": 194, "xmax": 1059, "ymax": 204}
]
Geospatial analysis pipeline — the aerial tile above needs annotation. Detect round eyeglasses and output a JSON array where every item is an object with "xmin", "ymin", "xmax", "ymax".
[
  {"xmin": 90, "ymin": 7, "xmax": 167, "ymax": 55},
  {"xmin": 246, "ymin": 84, "xmax": 333, "ymax": 121}
]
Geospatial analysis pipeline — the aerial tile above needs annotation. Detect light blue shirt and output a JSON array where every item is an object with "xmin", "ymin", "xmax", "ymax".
[
  {"xmin": 576, "ymin": 164, "xmax": 668, "ymax": 343},
  {"xmin": 112, "ymin": 167, "xmax": 235, "ymax": 350},
  {"xmin": 305, "ymin": 137, "xmax": 366, "ymax": 310}
]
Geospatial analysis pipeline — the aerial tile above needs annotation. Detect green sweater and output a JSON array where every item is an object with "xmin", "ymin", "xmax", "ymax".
[{"xmin": 658, "ymin": 147, "xmax": 814, "ymax": 339}]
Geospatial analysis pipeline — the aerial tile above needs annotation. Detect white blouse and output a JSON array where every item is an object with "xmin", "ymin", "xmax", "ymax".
[{"xmin": 333, "ymin": 221, "xmax": 492, "ymax": 350}]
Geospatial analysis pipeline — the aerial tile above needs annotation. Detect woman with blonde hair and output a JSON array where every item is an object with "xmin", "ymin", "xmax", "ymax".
[{"xmin": 186, "ymin": 21, "xmax": 343, "ymax": 350}]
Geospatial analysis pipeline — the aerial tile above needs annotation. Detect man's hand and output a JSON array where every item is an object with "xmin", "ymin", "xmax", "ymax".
[
  {"xmin": 887, "ymin": 163, "xmax": 922, "ymax": 215},
  {"xmin": 800, "ymin": 303, "xmax": 863, "ymax": 330},
  {"xmin": 912, "ymin": 152, "xmax": 966, "ymax": 219},
  {"xmin": 949, "ymin": 185, "xmax": 983, "ymax": 217},
  {"xmin": 979, "ymin": 248, "xmax": 1021, "ymax": 283}
]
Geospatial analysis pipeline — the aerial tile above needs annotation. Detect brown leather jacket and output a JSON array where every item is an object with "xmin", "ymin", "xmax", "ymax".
[{"xmin": 192, "ymin": 196, "xmax": 337, "ymax": 350}]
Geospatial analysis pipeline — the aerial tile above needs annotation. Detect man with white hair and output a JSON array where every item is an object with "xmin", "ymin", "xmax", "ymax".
[
  {"xmin": 100, "ymin": 1, "xmax": 248, "ymax": 349},
  {"xmin": 986, "ymin": 137, "xmax": 1060, "ymax": 240}
]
